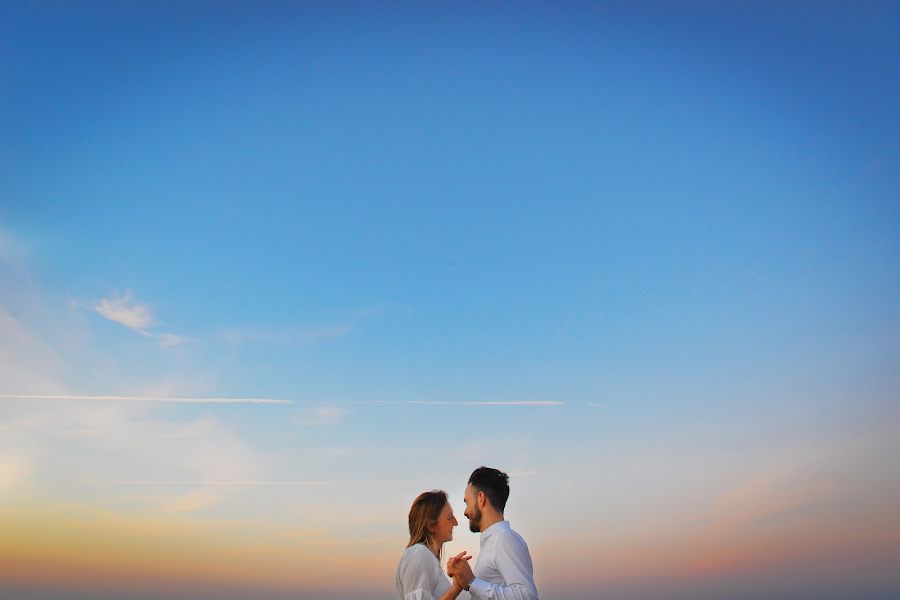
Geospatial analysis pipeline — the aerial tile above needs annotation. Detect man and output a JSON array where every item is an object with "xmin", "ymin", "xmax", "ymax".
[{"xmin": 447, "ymin": 467, "xmax": 538, "ymax": 600}]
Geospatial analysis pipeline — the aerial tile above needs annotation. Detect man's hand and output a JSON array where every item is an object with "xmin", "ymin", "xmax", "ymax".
[
  {"xmin": 447, "ymin": 552, "xmax": 475, "ymax": 590},
  {"xmin": 447, "ymin": 550, "xmax": 472, "ymax": 582}
]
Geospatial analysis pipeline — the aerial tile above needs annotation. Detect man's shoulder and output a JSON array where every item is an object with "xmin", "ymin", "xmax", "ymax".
[{"xmin": 494, "ymin": 525, "xmax": 531, "ymax": 553}]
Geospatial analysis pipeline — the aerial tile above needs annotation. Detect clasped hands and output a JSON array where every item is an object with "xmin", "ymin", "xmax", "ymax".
[{"xmin": 447, "ymin": 550, "xmax": 474, "ymax": 591}]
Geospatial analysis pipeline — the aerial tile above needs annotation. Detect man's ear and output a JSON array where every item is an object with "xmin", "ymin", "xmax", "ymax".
[{"xmin": 477, "ymin": 490, "xmax": 487, "ymax": 508}]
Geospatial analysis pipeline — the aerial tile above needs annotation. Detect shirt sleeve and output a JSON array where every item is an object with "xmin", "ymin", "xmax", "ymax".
[
  {"xmin": 468, "ymin": 535, "xmax": 538, "ymax": 600},
  {"xmin": 398, "ymin": 547, "xmax": 439, "ymax": 600}
]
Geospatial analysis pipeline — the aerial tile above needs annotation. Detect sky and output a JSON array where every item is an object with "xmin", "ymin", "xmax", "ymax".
[{"xmin": 1, "ymin": 2, "xmax": 899, "ymax": 599}]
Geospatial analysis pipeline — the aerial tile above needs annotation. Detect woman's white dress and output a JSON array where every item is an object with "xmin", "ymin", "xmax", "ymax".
[{"xmin": 395, "ymin": 543, "xmax": 452, "ymax": 600}]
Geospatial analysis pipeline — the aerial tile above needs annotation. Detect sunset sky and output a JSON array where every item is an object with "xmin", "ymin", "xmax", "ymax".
[{"xmin": 1, "ymin": 2, "xmax": 899, "ymax": 599}]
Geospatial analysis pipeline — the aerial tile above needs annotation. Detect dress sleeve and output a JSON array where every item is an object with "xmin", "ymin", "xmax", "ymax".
[{"xmin": 398, "ymin": 547, "xmax": 438, "ymax": 600}]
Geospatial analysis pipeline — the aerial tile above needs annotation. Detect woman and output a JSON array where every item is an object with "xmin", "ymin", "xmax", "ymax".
[{"xmin": 395, "ymin": 490, "xmax": 471, "ymax": 600}]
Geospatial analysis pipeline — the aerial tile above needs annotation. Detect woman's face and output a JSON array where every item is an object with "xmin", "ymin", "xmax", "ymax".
[{"xmin": 432, "ymin": 501, "xmax": 459, "ymax": 545}]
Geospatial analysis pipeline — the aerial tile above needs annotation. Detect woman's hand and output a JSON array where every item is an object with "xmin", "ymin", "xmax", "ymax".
[
  {"xmin": 442, "ymin": 551, "xmax": 472, "ymax": 600},
  {"xmin": 447, "ymin": 551, "xmax": 472, "ymax": 589},
  {"xmin": 447, "ymin": 550, "xmax": 471, "ymax": 573}
]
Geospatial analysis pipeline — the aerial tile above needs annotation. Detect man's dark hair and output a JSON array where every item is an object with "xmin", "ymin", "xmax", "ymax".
[{"xmin": 468, "ymin": 466, "xmax": 510, "ymax": 513}]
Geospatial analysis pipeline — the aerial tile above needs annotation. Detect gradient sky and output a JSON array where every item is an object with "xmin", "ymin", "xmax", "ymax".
[{"xmin": 1, "ymin": 2, "xmax": 899, "ymax": 599}]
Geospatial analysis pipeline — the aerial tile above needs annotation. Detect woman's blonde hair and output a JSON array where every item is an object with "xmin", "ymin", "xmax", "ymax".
[{"xmin": 407, "ymin": 490, "xmax": 448, "ymax": 555}]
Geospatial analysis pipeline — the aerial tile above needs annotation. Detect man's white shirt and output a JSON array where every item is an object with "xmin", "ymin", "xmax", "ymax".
[{"xmin": 468, "ymin": 521, "xmax": 538, "ymax": 600}]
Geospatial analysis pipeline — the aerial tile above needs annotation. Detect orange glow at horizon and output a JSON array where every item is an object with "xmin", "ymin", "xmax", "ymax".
[
  {"xmin": 5, "ymin": 490, "xmax": 900, "ymax": 598},
  {"xmin": 0, "ymin": 503, "xmax": 399, "ymax": 595}
]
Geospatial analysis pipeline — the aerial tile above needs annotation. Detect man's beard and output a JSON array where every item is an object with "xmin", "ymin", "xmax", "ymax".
[{"xmin": 468, "ymin": 505, "xmax": 482, "ymax": 533}]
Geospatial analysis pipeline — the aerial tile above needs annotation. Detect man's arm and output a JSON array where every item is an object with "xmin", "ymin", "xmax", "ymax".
[{"xmin": 462, "ymin": 536, "xmax": 538, "ymax": 600}]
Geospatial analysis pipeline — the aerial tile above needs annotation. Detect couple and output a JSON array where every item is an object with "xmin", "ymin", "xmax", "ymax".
[{"xmin": 395, "ymin": 466, "xmax": 538, "ymax": 600}]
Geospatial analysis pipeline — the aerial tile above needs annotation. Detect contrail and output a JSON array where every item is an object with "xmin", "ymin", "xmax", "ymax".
[
  {"xmin": 112, "ymin": 480, "xmax": 331, "ymax": 486},
  {"xmin": 352, "ymin": 400, "xmax": 563, "ymax": 406},
  {"xmin": 0, "ymin": 393, "xmax": 292, "ymax": 405}
]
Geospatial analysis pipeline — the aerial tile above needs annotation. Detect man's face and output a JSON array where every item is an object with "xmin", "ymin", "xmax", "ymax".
[{"xmin": 463, "ymin": 483, "xmax": 482, "ymax": 533}]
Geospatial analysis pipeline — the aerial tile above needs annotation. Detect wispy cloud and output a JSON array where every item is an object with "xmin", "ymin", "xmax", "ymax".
[
  {"xmin": 286, "ymin": 527, "xmax": 329, "ymax": 538},
  {"xmin": 315, "ymin": 447, "xmax": 371, "ymax": 458},
  {"xmin": 295, "ymin": 405, "xmax": 349, "ymax": 426},
  {"xmin": 92, "ymin": 290, "xmax": 187, "ymax": 347},
  {"xmin": 0, "ymin": 393, "xmax": 292, "ymax": 405},
  {"xmin": 587, "ymin": 402, "xmax": 602, "ymax": 408},
  {"xmin": 162, "ymin": 490, "xmax": 218, "ymax": 513},
  {"xmin": 703, "ymin": 459, "xmax": 837, "ymax": 532},
  {"xmin": 0, "ymin": 307, "xmax": 68, "ymax": 394},
  {"xmin": 157, "ymin": 333, "xmax": 188, "ymax": 347},
  {"xmin": 352, "ymin": 400, "xmax": 564, "ymax": 407},
  {"xmin": 0, "ymin": 263, "xmax": 284, "ymax": 512},
  {"xmin": 94, "ymin": 290, "xmax": 154, "ymax": 333},
  {"xmin": 0, "ymin": 226, "xmax": 28, "ymax": 272},
  {"xmin": 0, "ymin": 452, "xmax": 33, "ymax": 494},
  {"xmin": 218, "ymin": 323, "xmax": 351, "ymax": 346}
]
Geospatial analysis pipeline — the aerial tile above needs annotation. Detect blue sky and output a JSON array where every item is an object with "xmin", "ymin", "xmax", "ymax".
[{"xmin": 1, "ymin": 2, "xmax": 899, "ymax": 599}]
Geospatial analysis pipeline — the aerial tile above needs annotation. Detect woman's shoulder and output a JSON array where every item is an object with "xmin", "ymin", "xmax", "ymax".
[
  {"xmin": 397, "ymin": 544, "xmax": 446, "ymax": 600},
  {"xmin": 399, "ymin": 543, "xmax": 438, "ymax": 567},
  {"xmin": 401, "ymin": 543, "xmax": 435, "ymax": 560}
]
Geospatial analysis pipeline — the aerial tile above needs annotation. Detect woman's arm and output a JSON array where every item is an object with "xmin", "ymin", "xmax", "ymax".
[
  {"xmin": 437, "ymin": 551, "xmax": 471, "ymax": 600},
  {"xmin": 437, "ymin": 577, "xmax": 464, "ymax": 600}
]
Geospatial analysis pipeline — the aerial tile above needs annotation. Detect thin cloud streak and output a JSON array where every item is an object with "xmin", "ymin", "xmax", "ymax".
[
  {"xmin": 217, "ymin": 323, "xmax": 351, "ymax": 345},
  {"xmin": 157, "ymin": 332, "xmax": 188, "ymax": 347},
  {"xmin": 0, "ymin": 393, "xmax": 293, "ymax": 405},
  {"xmin": 353, "ymin": 400, "xmax": 564, "ymax": 406},
  {"xmin": 112, "ymin": 480, "xmax": 332, "ymax": 486},
  {"xmin": 295, "ymin": 405, "xmax": 349, "ymax": 426}
]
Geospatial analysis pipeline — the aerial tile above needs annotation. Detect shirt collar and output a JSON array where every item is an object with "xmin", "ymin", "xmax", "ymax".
[{"xmin": 480, "ymin": 520, "xmax": 510, "ymax": 544}]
